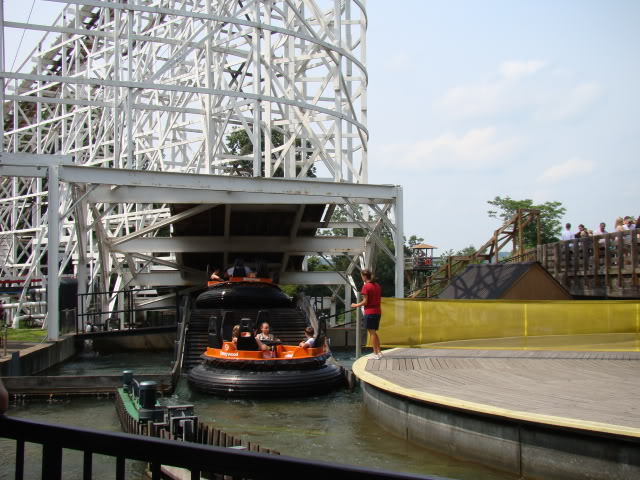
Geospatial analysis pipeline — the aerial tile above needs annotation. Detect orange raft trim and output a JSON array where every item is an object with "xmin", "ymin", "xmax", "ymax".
[
  {"xmin": 204, "ymin": 341, "xmax": 326, "ymax": 361},
  {"xmin": 207, "ymin": 277, "xmax": 273, "ymax": 287}
]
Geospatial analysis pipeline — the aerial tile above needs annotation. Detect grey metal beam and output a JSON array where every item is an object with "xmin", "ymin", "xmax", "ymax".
[
  {"xmin": 394, "ymin": 186, "xmax": 405, "ymax": 298},
  {"xmin": 0, "ymin": 165, "xmax": 48, "ymax": 178},
  {"xmin": 280, "ymin": 271, "xmax": 346, "ymax": 285},
  {"xmin": 110, "ymin": 236, "xmax": 366, "ymax": 254},
  {"xmin": 0, "ymin": 152, "xmax": 72, "ymax": 166},
  {"xmin": 85, "ymin": 186, "xmax": 385, "ymax": 205},
  {"xmin": 47, "ymin": 165, "xmax": 60, "ymax": 340},
  {"xmin": 125, "ymin": 270, "xmax": 347, "ymax": 287},
  {"xmin": 56, "ymin": 166, "xmax": 398, "ymax": 200},
  {"xmin": 300, "ymin": 221, "xmax": 377, "ymax": 229}
]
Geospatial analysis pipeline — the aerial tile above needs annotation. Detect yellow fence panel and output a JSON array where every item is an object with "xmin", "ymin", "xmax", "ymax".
[{"xmin": 374, "ymin": 298, "xmax": 640, "ymax": 348}]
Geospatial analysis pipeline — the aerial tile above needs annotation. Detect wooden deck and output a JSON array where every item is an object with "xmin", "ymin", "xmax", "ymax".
[{"xmin": 356, "ymin": 348, "xmax": 640, "ymax": 437}]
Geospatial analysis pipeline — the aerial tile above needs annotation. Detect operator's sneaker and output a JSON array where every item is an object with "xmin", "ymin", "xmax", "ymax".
[{"xmin": 372, "ymin": 353, "xmax": 382, "ymax": 360}]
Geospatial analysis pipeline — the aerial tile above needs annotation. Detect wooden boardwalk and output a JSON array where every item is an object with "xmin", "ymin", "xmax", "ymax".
[{"xmin": 357, "ymin": 348, "xmax": 640, "ymax": 436}]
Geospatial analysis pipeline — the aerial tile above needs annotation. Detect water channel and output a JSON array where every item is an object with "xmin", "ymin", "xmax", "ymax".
[{"xmin": 1, "ymin": 350, "xmax": 516, "ymax": 480}]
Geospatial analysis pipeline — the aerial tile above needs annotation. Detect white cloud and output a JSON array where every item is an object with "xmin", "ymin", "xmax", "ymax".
[
  {"xmin": 538, "ymin": 157, "xmax": 596, "ymax": 182},
  {"xmin": 545, "ymin": 82, "xmax": 602, "ymax": 121},
  {"xmin": 381, "ymin": 127, "xmax": 523, "ymax": 171},
  {"xmin": 436, "ymin": 60, "xmax": 602, "ymax": 123},
  {"xmin": 499, "ymin": 60, "xmax": 547, "ymax": 80},
  {"xmin": 438, "ymin": 82, "xmax": 506, "ymax": 118},
  {"xmin": 436, "ymin": 59, "xmax": 546, "ymax": 118}
]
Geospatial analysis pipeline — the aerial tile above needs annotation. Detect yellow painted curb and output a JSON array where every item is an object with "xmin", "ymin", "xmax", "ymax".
[{"xmin": 352, "ymin": 355, "xmax": 640, "ymax": 439}]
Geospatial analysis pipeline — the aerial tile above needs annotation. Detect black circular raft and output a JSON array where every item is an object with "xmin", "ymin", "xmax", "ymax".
[
  {"xmin": 195, "ymin": 282, "xmax": 292, "ymax": 309},
  {"xmin": 187, "ymin": 363, "xmax": 344, "ymax": 397}
]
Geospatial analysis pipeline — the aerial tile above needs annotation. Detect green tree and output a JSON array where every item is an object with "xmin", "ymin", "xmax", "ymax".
[
  {"xmin": 225, "ymin": 129, "xmax": 316, "ymax": 178},
  {"xmin": 487, "ymin": 196, "xmax": 566, "ymax": 248},
  {"xmin": 405, "ymin": 234, "xmax": 424, "ymax": 256},
  {"xmin": 456, "ymin": 245, "xmax": 477, "ymax": 257}
]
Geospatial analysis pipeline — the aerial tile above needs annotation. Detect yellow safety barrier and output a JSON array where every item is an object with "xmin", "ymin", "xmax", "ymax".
[{"xmin": 372, "ymin": 298, "xmax": 640, "ymax": 351}]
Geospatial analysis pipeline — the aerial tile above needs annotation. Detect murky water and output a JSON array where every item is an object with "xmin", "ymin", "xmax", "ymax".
[
  {"xmin": 1, "ymin": 350, "xmax": 515, "ymax": 480},
  {"xmin": 42, "ymin": 349, "xmax": 174, "ymax": 375}
]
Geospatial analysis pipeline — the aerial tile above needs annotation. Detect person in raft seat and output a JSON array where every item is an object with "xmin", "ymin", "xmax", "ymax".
[
  {"xmin": 209, "ymin": 268, "xmax": 223, "ymax": 281},
  {"xmin": 299, "ymin": 327, "xmax": 315, "ymax": 348},
  {"xmin": 231, "ymin": 325, "xmax": 241, "ymax": 347},
  {"xmin": 235, "ymin": 320, "xmax": 269, "ymax": 351},
  {"xmin": 256, "ymin": 322, "xmax": 276, "ymax": 342}
]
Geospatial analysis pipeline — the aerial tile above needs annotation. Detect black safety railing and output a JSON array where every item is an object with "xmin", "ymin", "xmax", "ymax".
[
  {"xmin": 0, "ymin": 415, "xmax": 437, "ymax": 480},
  {"xmin": 320, "ymin": 308, "xmax": 359, "ymax": 328},
  {"xmin": 77, "ymin": 287, "xmax": 181, "ymax": 334}
]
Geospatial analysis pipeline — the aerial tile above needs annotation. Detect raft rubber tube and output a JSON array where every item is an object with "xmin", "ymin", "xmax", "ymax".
[
  {"xmin": 195, "ymin": 283, "xmax": 292, "ymax": 309},
  {"xmin": 187, "ymin": 363, "xmax": 344, "ymax": 397}
]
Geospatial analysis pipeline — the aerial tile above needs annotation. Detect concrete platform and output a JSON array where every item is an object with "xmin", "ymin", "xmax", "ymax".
[{"xmin": 353, "ymin": 348, "xmax": 640, "ymax": 480}]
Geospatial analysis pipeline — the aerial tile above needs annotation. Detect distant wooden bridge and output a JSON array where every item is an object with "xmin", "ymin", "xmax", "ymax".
[
  {"xmin": 413, "ymin": 208, "xmax": 640, "ymax": 299},
  {"xmin": 534, "ymin": 230, "xmax": 640, "ymax": 298}
]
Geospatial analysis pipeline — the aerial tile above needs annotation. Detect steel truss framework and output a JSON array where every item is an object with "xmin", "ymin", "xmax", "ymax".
[{"xmin": 0, "ymin": 0, "xmax": 403, "ymax": 339}]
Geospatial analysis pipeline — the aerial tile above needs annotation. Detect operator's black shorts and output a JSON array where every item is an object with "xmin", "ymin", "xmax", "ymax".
[{"xmin": 363, "ymin": 314, "xmax": 381, "ymax": 330}]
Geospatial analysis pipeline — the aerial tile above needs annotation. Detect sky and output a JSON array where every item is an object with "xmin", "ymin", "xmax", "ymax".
[
  {"xmin": 4, "ymin": 1, "xmax": 640, "ymax": 253},
  {"xmin": 366, "ymin": 1, "xmax": 640, "ymax": 252}
]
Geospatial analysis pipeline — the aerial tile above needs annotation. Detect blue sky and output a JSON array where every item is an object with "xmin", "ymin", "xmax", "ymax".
[
  {"xmin": 5, "ymin": 1, "xmax": 640, "ymax": 253},
  {"xmin": 366, "ymin": 1, "xmax": 640, "ymax": 251}
]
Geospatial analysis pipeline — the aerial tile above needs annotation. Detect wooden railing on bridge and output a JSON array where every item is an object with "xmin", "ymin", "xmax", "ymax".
[{"xmin": 536, "ymin": 230, "xmax": 640, "ymax": 298}]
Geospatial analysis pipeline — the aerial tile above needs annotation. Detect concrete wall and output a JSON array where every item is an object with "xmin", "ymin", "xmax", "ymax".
[
  {"xmin": 1, "ymin": 373, "xmax": 173, "ymax": 396},
  {"xmin": 362, "ymin": 382, "xmax": 640, "ymax": 480},
  {"xmin": 91, "ymin": 332, "xmax": 175, "ymax": 353},
  {"xmin": 0, "ymin": 335, "xmax": 77, "ymax": 376},
  {"xmin": 0, "ymin": 331, "xmax": 175, "ymax": 377}
]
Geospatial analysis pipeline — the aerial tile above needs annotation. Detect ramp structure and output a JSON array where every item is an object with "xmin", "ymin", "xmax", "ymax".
[{"xmin": 0, "ymin": 1, "xmax": 404, "ymax": 338}]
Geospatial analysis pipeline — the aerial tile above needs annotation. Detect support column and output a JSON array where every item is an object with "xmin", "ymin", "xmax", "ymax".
[
  {"xmin": 0, "ymin": 0, "xmax": 5, "ymax": 152},
  {"xmin": 394, "ymin": 186, "xmax": 404, "ymax": 298},
  {"xmin": 355, "ymin": 291, "xmax": 361, "ymax": 358},
  {"xmin": 344, "ymin": 285, "xmax": 351, "ymax": 325},
  {"xmin": 47, "ymin": 166, "xmax": 60, "ymax": 340}
]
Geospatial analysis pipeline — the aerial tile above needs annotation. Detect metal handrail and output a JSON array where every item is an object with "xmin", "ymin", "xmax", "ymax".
[{"xmin": 0, "ymin": 415, "xmax": 437, "ymax": 480}]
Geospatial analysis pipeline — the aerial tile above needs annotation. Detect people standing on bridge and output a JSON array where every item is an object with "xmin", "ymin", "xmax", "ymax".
[
  {"xmin": 351, "ymin": 269, "xmax": 383, "ymax": 360},
  {"xmin": 623, "ymin": 217, "xmax": 636, "ymax": 230},
  {"xmin": 575, "ymin": 224, "xmax": 589, "ymax": 238},
  {"xmin": 561, "ymin": 223, "xmax": 573, "ymax": 241},
  {"xmin": 594, "ymin": 223, "xmax": 607, "ymax": 235}
]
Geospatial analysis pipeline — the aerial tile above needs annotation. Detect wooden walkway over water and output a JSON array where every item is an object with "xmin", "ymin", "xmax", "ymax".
[{"xmin": 356, "ymin": 348, "xmax": 640, "ymax": 436}]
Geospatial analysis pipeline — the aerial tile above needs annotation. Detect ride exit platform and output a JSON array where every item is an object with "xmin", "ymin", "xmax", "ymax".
[{"xmin": 353, "ymin": 346, "xmax": 640, "ymax": 480}]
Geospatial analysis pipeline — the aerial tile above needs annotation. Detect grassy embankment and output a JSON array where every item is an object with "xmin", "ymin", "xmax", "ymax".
[{"xmin": 3, "ymin": 328, "xmax": 47, "ymax": 342}]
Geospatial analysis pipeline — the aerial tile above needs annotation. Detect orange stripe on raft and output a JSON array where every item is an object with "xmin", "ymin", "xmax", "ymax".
[{"xmin": 204, "ymin": 343, "xmax": 325, "ymax": 360}]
